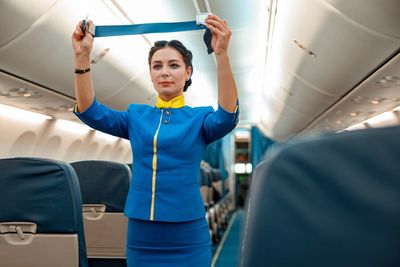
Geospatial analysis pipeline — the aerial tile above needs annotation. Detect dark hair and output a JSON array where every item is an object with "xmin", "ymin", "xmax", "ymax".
[{"xmin": 148, "ymin": 40, "xmax": 193, "ymax": 92}]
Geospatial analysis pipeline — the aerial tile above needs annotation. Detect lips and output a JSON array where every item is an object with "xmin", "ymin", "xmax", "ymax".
[{"xmin": 159, "ymin": 81, "xmax": 173, "ymax": 86}]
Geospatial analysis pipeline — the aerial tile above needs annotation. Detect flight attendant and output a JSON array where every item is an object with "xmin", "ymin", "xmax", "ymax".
[{"xmin": 72, "ymin": 14, "xmax": 238, "ymax": 266}]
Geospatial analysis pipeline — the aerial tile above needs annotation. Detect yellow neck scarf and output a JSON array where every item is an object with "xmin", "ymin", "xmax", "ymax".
[{"xmin": 155, "ymin": 95, "xmax": 185, "ymax": 109}]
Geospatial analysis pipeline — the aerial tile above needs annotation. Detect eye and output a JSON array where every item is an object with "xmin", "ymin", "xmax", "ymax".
[
  {"xmin": 152, "ymin": 64, "xmax": 162, "ymax": 70},
  {"xmin": 170, "ymin": 63, "xmax": 179, "ymax": 69}
]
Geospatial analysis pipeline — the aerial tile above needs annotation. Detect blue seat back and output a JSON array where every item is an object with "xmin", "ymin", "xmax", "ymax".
[
  {"xmin": 241, "ymin": 126, "xmax": 400, "ymax": 267},
  {"xmin": 0, "ymin": 157, "xmax": 88, "ymax": 267},
  {"xmin": 71, "ymin": 160, "xmax": 131, "ymax": 267}
]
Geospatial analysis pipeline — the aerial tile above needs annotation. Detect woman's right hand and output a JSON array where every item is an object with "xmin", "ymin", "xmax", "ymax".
[{"xmin": 72, "ymin": 20, "xmax": 94, "ymax": 59}]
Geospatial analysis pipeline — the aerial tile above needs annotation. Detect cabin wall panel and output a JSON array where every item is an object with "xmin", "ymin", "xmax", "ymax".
[{"xmin": 0, "ymin": 113, "xmax": 131, "ymax": 163}]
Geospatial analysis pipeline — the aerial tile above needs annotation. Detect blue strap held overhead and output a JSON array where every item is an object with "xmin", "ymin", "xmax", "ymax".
[{"xmin": 85, "ymin": 20, "xmax": 214, "ymax": 54}]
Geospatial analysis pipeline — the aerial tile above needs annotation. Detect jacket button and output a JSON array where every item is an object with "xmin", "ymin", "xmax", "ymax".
[
  {"xmin": 164, "ymin": 119, "xmax": 169, "ymax": 124},
  {"xmin": 165, "ymin": 110, "xmax": 171, "ymax": 116}
]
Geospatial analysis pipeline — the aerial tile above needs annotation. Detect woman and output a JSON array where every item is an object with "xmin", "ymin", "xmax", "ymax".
[{"xmin": 72, "ymin": 14, "xmax": 238, "ymax": 267}]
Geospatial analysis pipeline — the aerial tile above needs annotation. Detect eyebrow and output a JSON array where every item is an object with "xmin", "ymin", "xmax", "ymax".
[{"xmin": 151, "ymin": 59, "xmax": 182, "ymax": 64}]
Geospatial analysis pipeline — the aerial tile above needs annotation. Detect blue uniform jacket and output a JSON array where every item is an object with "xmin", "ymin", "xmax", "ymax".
[{"xmin": 74, "ymin": 98, "xmax": 239, "ymax": 222}]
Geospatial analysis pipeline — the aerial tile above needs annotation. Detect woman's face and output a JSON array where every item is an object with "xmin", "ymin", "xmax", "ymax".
[{"xmin": 150, "ymin": 47, "xmax": 192, "ymax": 101}]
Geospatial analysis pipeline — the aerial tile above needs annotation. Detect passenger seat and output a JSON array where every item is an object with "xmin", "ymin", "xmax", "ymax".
[
  {"xmin": 241, "ymin": 126, "xmax": 400, "ymax": 267},
  {"xmin": 0, "ymin": 157, "xmax": 88, "ymax": 267},
  {"xmin": 71, "ymin": 160, "xmax": 130, "ymax": 267}
]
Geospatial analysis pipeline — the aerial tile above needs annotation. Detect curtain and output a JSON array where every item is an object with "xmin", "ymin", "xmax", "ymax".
[{"xmin": 251, "ymin": 126, "xmax": 274, "ymax": 169}]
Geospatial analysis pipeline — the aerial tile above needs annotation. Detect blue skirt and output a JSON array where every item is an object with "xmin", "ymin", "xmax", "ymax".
[{"xmin": 126, "ymin": 217, "xmax": 212, "ymax": 267}]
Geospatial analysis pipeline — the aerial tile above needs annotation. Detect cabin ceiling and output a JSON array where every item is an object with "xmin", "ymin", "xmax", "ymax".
[{"xmin": 0, "ymin": 0, "xmax": 400, "ymax": 141}]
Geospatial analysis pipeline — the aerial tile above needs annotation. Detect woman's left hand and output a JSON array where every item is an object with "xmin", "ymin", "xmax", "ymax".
[{"xmin": 205, "ymin": 14, "xmax": 231, "ymax": 56}]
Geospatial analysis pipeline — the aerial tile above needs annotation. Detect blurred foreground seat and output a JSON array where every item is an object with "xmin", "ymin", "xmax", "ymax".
[{"xmin": 241, "ymin": 126, "xmax": 400, "ymax": 267}]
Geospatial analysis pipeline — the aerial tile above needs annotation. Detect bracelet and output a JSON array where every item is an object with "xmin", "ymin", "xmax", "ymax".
[{"xmin": 74, "ymin": 68, "xmax": 90, "ymax": 74}]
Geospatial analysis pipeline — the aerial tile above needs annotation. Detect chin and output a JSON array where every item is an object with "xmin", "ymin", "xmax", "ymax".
[{"xmin": 157, "ymin": 88, "xmax": 181, "ymax": 97}]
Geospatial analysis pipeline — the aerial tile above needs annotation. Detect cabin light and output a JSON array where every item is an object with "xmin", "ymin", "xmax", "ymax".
[
  {"xmin": 234, "ymin": 163, "xmax": 246, "ymax": 174},
  {"xmin": 349, "ymin": 112, "xmax": 359, "ymax": 117},
  {"xmin": 366, "ymin": 111, "xmax": 396, "ymax": 125},
  {"xmin": 23, "ymin": 93, "xmax": 32, "ymax": 97},
  {"xmin": 335, "ymin": 120, "xmax": 342, "ymax": 124},
  {"xmin": 246, "ymin": 163, "xmax": 253, "ymax": 173},
  {"xmin": 0, "ymin": 104, "xmax": 52, "ymax": 122},
  {"xmin": 393, "ymin": 105, "xmax": 400, "ymax": 111},
  {"xmin": 56, "ymin": 119, "xmax": 90, "ymax": 135},
  {"xmin": 353, "ymin": 96, "xmax": 363, "ymax": 103},
  {"xmin": 234, "ymin": 129, "xmax": 250, "ymax": 139},
  {"xmin": 370, "ymin": 99, "xmax": 382, "ymax": 105}
]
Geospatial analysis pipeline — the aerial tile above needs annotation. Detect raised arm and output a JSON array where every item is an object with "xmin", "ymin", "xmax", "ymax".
[
  {"xmin": 205, "ymin": 15, "xmax": 238, "ymax": 112},
  {"xmin": 71, "ymin": 20, "xmax": 95, "ymax": 112}
]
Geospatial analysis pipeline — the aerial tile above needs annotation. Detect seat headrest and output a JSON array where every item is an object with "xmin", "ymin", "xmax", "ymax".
[
  {"xmin": 0, "ymin": 157, "xmax": 83, "ymax": 233},
  {"xmin": 200, "ymin": 168, "xmax": 211, "ymax": 186},
  {"xmin": 241, "ymin": 126, "xmax": 400, "ymax": 267},
  {"xmin": 71, "ymin": 160, "xmax": 131, "ymax": 212},
  {"xmin": 0, "ymin": 157, "xmax": 88, "ymax": 267},
  {"xmin": 210, "ymin": 169, "xmax": 221, "ymax": 182}
]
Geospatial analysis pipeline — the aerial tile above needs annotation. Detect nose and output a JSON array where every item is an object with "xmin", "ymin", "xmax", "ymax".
[{"xmin": 161, "ymin": 67, "xmax": 169, "ymax": 77}]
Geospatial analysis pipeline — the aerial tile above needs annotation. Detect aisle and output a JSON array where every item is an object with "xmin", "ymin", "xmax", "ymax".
[{"xmin": 212, "ymin": 210, "xmax": 244, "ymax": 267}]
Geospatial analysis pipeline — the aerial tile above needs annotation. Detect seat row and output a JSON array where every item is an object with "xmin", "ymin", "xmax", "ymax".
[
  {"xmin": 0, "ymin": 157, "xmax": 237, "ymax": 266},
  {"xmin": 200, "ymin": 164, "xmax": 234, "ymax": 245}
]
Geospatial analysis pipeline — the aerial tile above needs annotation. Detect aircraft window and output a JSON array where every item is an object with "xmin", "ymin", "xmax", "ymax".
[
  {"xmin": 9, "ymin": 131, "xmax": 37, "ymax": 157},
  {"xmin": 64, "ymin": 140, "xmax": 83, "ymax": 162}
]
